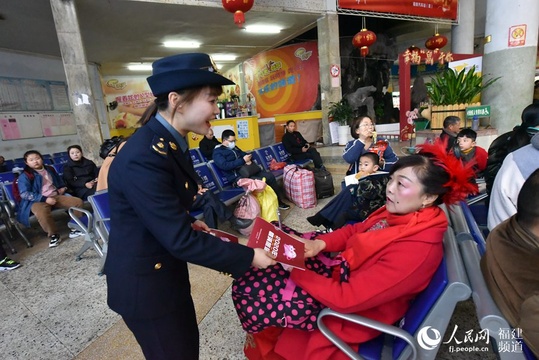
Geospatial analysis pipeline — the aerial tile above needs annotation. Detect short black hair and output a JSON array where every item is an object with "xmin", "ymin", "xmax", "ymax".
[
  {"xmin": 516, "ymin": 168, "xmax": 539, "ymax": 228},
  {"xmin": 457, "ymin": 128, "xmax": 477, "ymax": 141},
  {"xmin": 443, "ymin": 116, "xmax": 460, "ymax": 129},
  {"xmin": 359, "ymin": 152, "xmax": 380, "ymax": 167},
  {"xmin": 221, "ymin": 129, "xmax": 236, "ymax": 141}
]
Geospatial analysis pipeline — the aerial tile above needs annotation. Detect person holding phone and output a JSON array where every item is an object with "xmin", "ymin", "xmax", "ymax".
[{"xmin": 282, "ymin": 120, "xmax": 325, "ymax": 170}]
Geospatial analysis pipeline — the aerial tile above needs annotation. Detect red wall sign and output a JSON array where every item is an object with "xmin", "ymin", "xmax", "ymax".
[{"xmin": 338, "ymin": 0, "xmax": 458, "ymax": 21}]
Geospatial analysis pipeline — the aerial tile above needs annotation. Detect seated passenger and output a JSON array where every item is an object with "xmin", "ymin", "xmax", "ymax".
[
  {"xmin": 481, "ymin": 168, "xmax": 539, "ymax": 357},
  {"xmin": 282, "ymin": 120, "xmax": 325, "ymax": 170},
  {"xmin": 63, "ymin": 145, "xmax": 99, "ymax": 200},
  {"xmin": 439, "ymin": 115, "xmax": 461, "ymax": 154},
  {"xmin": 488, "ymin": 132, "xmax": 539, "ymax": 230},
  {"xmin": 485, "ymin": 103, "xmax": 539, "ymax": 195},
  {"xmin": 17, "ymin": 150, "xmax": 84, "ymax": 247},
  {"xmin": 199, "ymin": 127, "xmax": 221, "ymax": 160},
  {"xmin": 213, "ymin": 129, "xmax": 290, "ymax": 210},
  {"xmin": 238, "ymin": 143, "xmax": 477, "ymax": 359},
  {"xmin": 307, "ymin": 152, "xmax": 388, "ymax": 230},
  {"xmin": 343, "ymin": 116, "xmax": 398, "ymax": 174},
  {"xmin": 454, "ymin": 128, "xmax": 488, "ymax": 178}
]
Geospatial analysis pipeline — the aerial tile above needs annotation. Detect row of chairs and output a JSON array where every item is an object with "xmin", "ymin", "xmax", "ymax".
[
  {"xmin": 67, "ymin": 190, "xmax": 110, "ymax": 275},
  {"xmin": 189, "ymin": 142, "xmax": 312, "ymax": 182},
  {"xmin": 2, "ymin": 152, "xmax": 69, "ymax": 173},
  {"xmin": 450, "ymin": 200, "xmax": 535, "ymax": 360}
]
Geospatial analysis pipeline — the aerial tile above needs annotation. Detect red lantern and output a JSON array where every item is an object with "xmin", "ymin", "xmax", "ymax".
[
  {"xmin": 222, "ymin": 0, "xmax": 254, "ymax": 27},
  {"xmin": 352, "ymin": 29, "xmax": 377, "ymax": 57},
  {"xmin": 425, "ymin": 33, "xmax": 448, "ymax": 50}
]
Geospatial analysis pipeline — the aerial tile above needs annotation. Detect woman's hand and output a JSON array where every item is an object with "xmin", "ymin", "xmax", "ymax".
[
  {"xmin": 304, "ymin": 239, "xmax": 326, "ymax": 258},
  {"xmin": 57, "ymin": 187, "xmax": 67, "ymax": 195},
  {"xmin": 45, "ymin": 197, "xmax": 56, "ymax": 205},
  {"xmin": 192, "ymin": 219, "xmax": 210, "ymax": 232},
  {"xmin": 85, "ymin": 180, "xmax": 96, "ymax": 189},
  {"xmin": 251, "ymin": 248, "xmax": 277, "ymax": 269},
  {"xmin": 197, "ymin": 185, "xmax": 208, "ymax": 195}
]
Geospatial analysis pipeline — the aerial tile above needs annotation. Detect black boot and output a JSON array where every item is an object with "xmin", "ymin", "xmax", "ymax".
[{"xmin": 230, "ymin": 216, "xmax": 253, "ymax": 230}]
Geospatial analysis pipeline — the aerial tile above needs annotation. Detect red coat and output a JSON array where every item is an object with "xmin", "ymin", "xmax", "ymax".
[{"xmin": 273, "ymin": 207, "xmax": 447, "ymax": 360}]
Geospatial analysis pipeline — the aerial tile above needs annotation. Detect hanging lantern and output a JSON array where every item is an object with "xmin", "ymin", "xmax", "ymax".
[
  {"xmin": 425, "ymin": 34, "xmax": 448, "ymax": 50},
  {"xmin": 222, "ymin": 0, "xmax": 254, "ymax": 27},
  {"xmin": 352, "ymin": 17, "xmax": 376, "ymax": 57}
]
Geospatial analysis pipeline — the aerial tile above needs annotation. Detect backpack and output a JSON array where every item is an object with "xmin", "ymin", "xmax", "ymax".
[
  {"xmin": 99, "ymin": 136, "xmax": 125, "ymax": 159},
  {"xmin": 12, "ymin": 169, "xmax": 35, "ymax": 204}
]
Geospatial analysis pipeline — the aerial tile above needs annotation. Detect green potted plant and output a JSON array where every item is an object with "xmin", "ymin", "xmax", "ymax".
[
  {"xmin": 328, "ymin": 98, "xmax": 354, "ymax": 126},
  {"xmin": 426, "ymin": 66, "xmax": 499, "ymax": 128},
  {"xmin": 328, "ymin": 98, "xmax": 354, "ymax": 145}
]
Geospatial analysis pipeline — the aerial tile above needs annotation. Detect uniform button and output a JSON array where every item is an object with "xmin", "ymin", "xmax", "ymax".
[{"xmin": 154, "ymin": 263, "xmax": 162, "ymax": 270}]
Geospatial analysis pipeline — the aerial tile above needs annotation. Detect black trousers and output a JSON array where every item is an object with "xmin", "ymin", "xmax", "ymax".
[
  {"xmin": 291, "ymin": 148, "xmax": 323, "ymax": 168},
  {"xmin": 192, "ymin": 190, "xmax": 232, "ymax": 228},
  {"xmin": 123, "ymin": 297, "xmax": 199, "ymax": 360}
]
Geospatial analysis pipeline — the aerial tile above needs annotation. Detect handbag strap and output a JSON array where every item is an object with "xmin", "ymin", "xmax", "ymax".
[{"xmin": 282, "ymin": 277, "xmax": 296, "ymax": 301}]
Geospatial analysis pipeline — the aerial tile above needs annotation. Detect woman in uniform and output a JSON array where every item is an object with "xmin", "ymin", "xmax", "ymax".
[{"xmin": 105, "ymin": 53, "xmax": 276, "ymax": 359}]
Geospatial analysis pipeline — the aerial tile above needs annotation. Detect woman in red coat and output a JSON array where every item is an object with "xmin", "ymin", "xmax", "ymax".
[{"xmin": 244, "ymin": 143, "xmax": 477, "ymax": 360}]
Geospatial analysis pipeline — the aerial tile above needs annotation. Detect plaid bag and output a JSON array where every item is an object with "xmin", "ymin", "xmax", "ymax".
[{"xmin": 283, "ymin": 165, "xmax": 316, "ymax": 208}]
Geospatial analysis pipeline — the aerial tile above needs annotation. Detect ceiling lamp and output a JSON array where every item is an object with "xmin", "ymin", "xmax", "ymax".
[
  {"xmin": 163, "ymin": 41, "xmax": 201, "ymax": 48},
  {"xmin": 352, "ymin": 17, "xmax": 377, "ymax": 57},
  {"xmin": 425, "ymin": 25, "xmax": 448, "ymax": 50},
  {"xmin": 222, "ymin": 0, "xmax": 254, "ymax": 28}
]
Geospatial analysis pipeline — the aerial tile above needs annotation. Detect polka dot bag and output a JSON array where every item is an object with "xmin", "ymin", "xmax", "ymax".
[{"xmin": 231, "ymin": 223, "xmax": 350, "ymax": 334}]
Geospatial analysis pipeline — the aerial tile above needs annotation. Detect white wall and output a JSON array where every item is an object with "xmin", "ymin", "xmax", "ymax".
[{"xmin": 0, "ymin": 49, "xmax": 106, "ymax": 161}]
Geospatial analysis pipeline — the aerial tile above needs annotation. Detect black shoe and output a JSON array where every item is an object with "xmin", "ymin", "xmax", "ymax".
[
  {"xmin": 230, "ymin": 216, "xmax": 253, "ymax": 230},
  {"xmin": 278, "ymin": 202, "xmax": 290, "ymax": 210},
  {"xmin": 307, "ymin": 214, "xmax": 324, "ymax": 226}
]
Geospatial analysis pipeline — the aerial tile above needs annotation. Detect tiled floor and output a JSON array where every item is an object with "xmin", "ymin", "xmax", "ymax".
[{"xmin": 1, "ymin": 144, "xmax": 499, "ymax": 359}]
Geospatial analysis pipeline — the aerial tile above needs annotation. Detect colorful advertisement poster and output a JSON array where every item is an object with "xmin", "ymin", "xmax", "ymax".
[
  {"xmin": 101, "ymin": 76, "xmax": 154, "ymax": 129},
  {"xmin": 338, "ymin": 0, "xmax": 458, "ymax": 21},
  {"xmin": 243, "ymin": 42, "xmax": 320, "ymax": 118}
]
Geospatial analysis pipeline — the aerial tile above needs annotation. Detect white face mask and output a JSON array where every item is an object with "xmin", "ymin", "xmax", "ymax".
[{"xmin": 227, "ymin": 141, "xmax": 236, "ymax": 149}]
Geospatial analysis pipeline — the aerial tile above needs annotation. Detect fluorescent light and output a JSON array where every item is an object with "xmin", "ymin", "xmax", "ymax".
[
  {"xmin": 211, "ymin": 54, "xmax": 237, "ymax": 61},
  {"xmin": 163, "ymin": 41, "xmax": 201, "ymax": 48},
  {"xmin": 244, "ymin": 25, "xmax": 282, "ymax": 34},
  {"xmin": 127, "ymin": 63, "xmax": 152, "ymax": 71}
]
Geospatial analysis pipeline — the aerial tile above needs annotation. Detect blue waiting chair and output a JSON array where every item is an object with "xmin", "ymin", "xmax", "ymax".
[
  {"xmin": 194, "ymin": 163, "xmax": 244, "ymax": 206},
  {"xmin": 207, "ymin": 160, "xmax": 242, "ymax": 192},
  {"xmin": 189, "ymin": 148, "xmax": 205, "ymax": 165},
  {"xmin": 52, "ymin": 163, "xmax": 64, "ymax": 177},
  {"xmin": 318, "ymin": 227, "xmax": 471, "ymax": 360},
  {"xmin": 53, "ymin": 155, "xmax": 69, "ymax": 165},
  {"xmin": 2, "ymin": 159, "xmax": 14, "ymax": 172},
  {"xmin": 271, "ymin": 142, "xmax": 313, "ymax": 168},
  {"xmin": 251, "ymin": 148, "xmax": 283, "ymax": 180},
  {"xmin": 449, "ymin": 202, "xmax": 486, "ymax": 256},
  {"xmin": 69, "ymin": 190, "xmax": 109, "ymax": 275},
  {"xmin": 52, "ymin": 151, "xmax": 68, "ymax": 157},
  {"xmin": 0, "ymin": 171, "xmax": 16, "ymax": 184},
  {"xmin": 0, "ymin": 182, "xmax": 32, "ymax": 248}
]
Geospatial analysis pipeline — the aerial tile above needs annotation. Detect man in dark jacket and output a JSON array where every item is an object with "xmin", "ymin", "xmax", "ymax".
[
  {"xmin": 198, "ymin": 127, "xmax": 221, "ymax": 160},
  {"xmin": 282, "ymin": 120, "xmax": 325, "ymax": 169},
  {"xmin": 213, "ymin": 129, "xmax": 290, "ymax": 210},
  {"xmin": 439, "ymin": 116, "xmax": 460, "ymax": 153}
]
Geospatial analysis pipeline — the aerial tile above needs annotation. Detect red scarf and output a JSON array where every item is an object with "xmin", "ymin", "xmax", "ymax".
[{"xmin": 341, "ymin": 205, "xmax": 448, "ymax": 271}]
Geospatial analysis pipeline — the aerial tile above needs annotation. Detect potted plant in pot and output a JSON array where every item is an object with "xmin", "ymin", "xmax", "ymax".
[
  {"xmin": 426, "ymin": 66, "xmax": 499, "ymax": 129},
  {"xmin": 328, "ymin": 98, "xmax": 354, "ymax": 145}
]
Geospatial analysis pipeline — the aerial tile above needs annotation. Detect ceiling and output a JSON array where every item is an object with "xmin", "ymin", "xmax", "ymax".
[{"xmin": 0, "ymin": 0, "xmax": 485, "ymax": 77}]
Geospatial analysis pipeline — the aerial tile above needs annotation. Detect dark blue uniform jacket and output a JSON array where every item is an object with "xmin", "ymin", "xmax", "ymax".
[{"xmin": 105, "ymin": 117, "xmax": 253, "ymax": 320}]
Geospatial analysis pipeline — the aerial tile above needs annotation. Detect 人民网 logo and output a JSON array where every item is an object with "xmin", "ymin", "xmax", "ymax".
[{"xmin": 417, "ymin": 326, "xmax": 442, "ymax": 350}]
